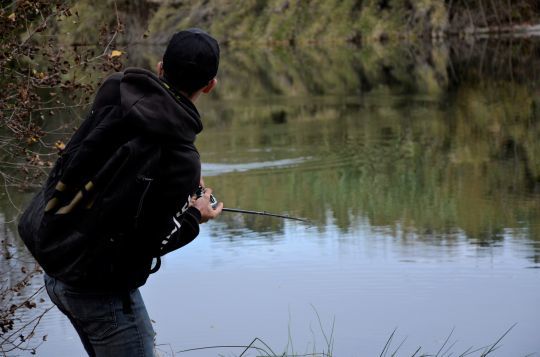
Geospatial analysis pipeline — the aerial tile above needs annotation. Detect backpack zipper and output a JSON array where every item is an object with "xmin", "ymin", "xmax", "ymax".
[{"xmin": 134, "ymin": 176, "xmax": 153, "ymax": 228}]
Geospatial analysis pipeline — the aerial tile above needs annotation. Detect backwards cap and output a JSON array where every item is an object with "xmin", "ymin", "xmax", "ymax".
[{"xmin": 162, "ymin": 28, "xmax": 220, "ymax": 94}]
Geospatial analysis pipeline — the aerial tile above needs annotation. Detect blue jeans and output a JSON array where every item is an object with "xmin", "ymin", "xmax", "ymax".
[{"xmin": 44, "ymin": 274, "xmax": 155, "ymax": 357}]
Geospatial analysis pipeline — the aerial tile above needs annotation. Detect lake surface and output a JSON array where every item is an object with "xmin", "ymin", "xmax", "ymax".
[{"xmin": 1, "ymin": 39, "xmax": 540, "ymax": 356}]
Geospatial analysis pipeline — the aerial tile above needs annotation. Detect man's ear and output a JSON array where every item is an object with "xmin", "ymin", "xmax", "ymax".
[
  {"xmin": 156, "ymin": 61, "xmax": 164, "ymax": 76},
  {"xmin": 202, "ymin": 78, "xmax": 218, "ymax": 94}
]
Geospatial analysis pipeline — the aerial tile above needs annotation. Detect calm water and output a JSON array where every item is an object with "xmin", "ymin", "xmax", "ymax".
[{"xmin": 2, "ymin": 40, "xmax": 540, "ymax": 356}]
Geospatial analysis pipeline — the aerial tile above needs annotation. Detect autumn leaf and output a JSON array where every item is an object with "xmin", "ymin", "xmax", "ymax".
[
  {"xmin": 23, "ymin": 301, "xmax": 37, "ymax": 309},
  {"xmin": 7, "ymin": 13, "xmax": 16, "ymax": 22},
  {"xmin": 55, "ymin": 140, "xmax": 66, "ymax": 151},
  {"xmin": 110, "ymin": 50, "xmax": 123, "ymax": 58}
]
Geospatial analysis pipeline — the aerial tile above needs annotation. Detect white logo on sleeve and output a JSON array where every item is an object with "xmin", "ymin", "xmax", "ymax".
[{"xmin": 161, "ymin": 194, "xmax": 192, "ymax": 251}]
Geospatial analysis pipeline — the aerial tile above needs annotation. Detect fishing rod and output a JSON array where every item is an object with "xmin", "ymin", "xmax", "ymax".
[
  {"xmin": 196, "ymin": 187, "xmax": 309, "ymax": 223},
  {"xmin": 222, "ymin": 207, "xmax": 308, "ymax": 222}
]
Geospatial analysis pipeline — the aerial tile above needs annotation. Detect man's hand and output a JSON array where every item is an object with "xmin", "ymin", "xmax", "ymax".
[{"xmin": 192, "ymin": 187, "xmax": 223, "ymax": 223}]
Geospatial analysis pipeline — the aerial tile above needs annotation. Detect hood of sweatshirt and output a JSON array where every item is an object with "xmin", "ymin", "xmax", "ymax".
[{"xmin": 120, "ymin": 67, "xmax": 203, "ymax": 144}]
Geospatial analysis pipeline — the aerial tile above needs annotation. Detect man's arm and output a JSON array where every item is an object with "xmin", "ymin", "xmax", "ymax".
[{"xmin": 158, "ymin": 187, "xmax": 223, "ymax": 256}]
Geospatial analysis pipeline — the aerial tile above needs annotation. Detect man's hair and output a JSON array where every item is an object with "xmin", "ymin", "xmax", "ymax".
[{"xmin": 162, "ymin": 28, "xmax": 220, "ymax": 95}]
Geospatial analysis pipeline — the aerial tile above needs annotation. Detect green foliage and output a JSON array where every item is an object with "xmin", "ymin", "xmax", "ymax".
[
  {"xmin": 148, "ymin": 0, "xmax": 435, "ymax": 44},
  {"xmin": 147, "ymin": 0, "xmax": 539, "ymax": 44}
]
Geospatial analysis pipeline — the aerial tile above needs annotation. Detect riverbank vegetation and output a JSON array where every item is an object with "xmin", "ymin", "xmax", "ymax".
[
  {"xmin": 0, "ymin": 1, "xmax": 125, "ymax": 190},
  {"xmin": 147, "ymin": 0, "xmax": 539, "ymax": 44}
]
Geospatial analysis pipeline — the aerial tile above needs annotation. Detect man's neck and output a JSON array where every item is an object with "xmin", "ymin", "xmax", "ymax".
[
  {"xmin": 160, "ymin": 77, "xmax": 199, "ymax": 103},
  {"xmin": 187, "ymin": 91, "xmax": 201, "ymax": 102}
]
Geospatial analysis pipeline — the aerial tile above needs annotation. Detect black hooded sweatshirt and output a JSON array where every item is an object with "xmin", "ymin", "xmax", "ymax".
[{"xmin": 20, "ymin": 68, "xmax": 205, "ymax": 290}]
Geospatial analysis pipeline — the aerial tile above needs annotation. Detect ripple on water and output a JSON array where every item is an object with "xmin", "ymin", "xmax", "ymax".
[{"xmin": 202, "ymin": 157, "xmax": 309, "ymax": 176}]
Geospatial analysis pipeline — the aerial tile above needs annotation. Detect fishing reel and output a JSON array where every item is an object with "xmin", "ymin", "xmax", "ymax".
[{"xmin": 195, "ymin": 186, "xmax": 218, "ymax": 209}]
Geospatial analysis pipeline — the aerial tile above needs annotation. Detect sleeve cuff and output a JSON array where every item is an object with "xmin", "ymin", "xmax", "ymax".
[{"xmin": 185, "ymin": 206, "xmax": 202, "ymax": 224}]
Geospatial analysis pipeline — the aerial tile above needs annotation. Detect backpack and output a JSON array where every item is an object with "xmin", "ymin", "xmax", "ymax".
[{"xmin": 18, "ymin": 110, "xmax": 162, "ymax": 289}]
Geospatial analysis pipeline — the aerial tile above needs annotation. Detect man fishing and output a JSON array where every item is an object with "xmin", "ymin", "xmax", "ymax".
[{"xmin": 18, "ymin": 28, "xmax": 223, "ymax": 356}]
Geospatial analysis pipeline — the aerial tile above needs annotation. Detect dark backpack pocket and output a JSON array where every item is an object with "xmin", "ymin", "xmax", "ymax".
[{"xmin": 18, "ymin": 137, "xmax": 161, "ymax": 288}]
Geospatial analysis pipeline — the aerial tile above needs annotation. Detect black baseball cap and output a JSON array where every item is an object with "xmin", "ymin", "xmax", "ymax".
[{"xmin": 162, "ymin": 28, "xmax": 220, "ymax": 94}]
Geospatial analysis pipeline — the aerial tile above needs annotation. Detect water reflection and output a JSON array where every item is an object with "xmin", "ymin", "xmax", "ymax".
[
  {"xmin": 198, "ymin": 89, "xmax": 540, "ymax": 258},
  {"xmin": 207, "ymin": 41, "xmax": 537, "ymax": 254}
]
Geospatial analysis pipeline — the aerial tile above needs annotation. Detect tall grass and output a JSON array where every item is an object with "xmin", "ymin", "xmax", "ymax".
[{"xmin": 156, "ymin": 316, "xmax": 519, "ymax": 356}]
